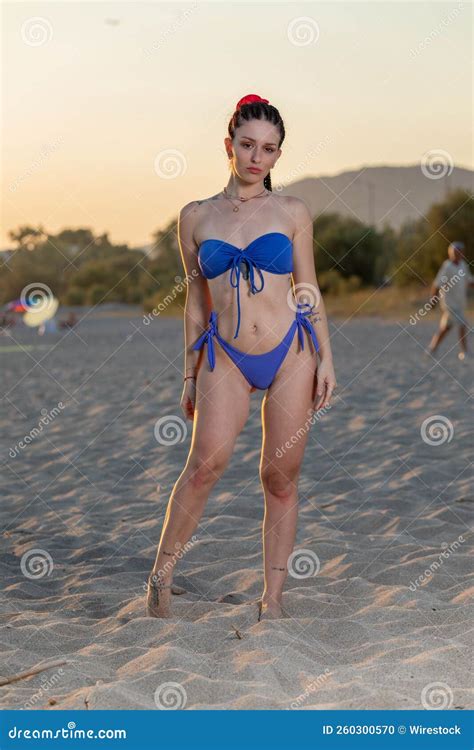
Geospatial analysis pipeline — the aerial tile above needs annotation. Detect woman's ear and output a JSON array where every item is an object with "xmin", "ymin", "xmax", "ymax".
[{"xmin": 224, "ymin": 136, "xmax": 233, "ymax": 159}]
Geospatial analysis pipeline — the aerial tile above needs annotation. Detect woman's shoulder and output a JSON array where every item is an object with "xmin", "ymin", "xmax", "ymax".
[
  {"xmin": 180, "ymin": 193, "xmax": 223, "ymax": 217},
  {"xmin": 274, "ymin": 194, "xmax": 312, "ymax": 227}
]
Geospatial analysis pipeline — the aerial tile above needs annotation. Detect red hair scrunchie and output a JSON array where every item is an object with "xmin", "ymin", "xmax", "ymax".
[{"xmin": 235, "ymin": 94, "xmax": 270, "ymax": 110}]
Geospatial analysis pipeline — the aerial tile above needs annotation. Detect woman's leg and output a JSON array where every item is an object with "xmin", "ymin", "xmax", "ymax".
[
  {"xmin": 258, "ymin": 333, "xmax": 318, "ymax": 619},
  {"xmin": 147, "ymin": 344, "xmax": 252, "ymax": 617}
]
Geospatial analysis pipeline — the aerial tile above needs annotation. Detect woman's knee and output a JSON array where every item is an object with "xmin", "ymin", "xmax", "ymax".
[
  {"xmin": 260, "ymin": 464, "xmax": 300, "ymax": 500},
  {"xmin": 187, "ymin": 452, "xmax": 229, "ymax": 489}
]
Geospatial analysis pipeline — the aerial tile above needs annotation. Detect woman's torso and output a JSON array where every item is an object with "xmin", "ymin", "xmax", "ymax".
[{"xmin": 193, "ymin": 193, "xmax": 297, "ymax": 351}]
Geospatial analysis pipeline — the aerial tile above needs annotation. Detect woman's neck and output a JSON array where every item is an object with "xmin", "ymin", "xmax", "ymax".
[{"xmin": 224, "ymin": 175, "xmax": 266, "ymax": 200}]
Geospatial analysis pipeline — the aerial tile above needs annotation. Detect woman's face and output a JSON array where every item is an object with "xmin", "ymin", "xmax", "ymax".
[{"xmin": 225, "ymin": 118, "xmax": 281, "ymax": 183}]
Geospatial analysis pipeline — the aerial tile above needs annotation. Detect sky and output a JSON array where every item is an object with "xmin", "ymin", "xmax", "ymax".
[{"xmin": 1, "ymin": 1, "xmax": 472, "ymax": 250}]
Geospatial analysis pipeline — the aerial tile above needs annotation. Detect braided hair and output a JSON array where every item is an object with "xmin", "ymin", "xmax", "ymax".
[{"xmin": 228, "ymin": 94, "xmax": 285, "ymax": 192}]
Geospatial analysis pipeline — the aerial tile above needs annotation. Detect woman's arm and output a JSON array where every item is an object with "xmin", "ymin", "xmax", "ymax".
[
  {"xmin": 290, "ymin": 197, "xmax": 333, "ymax": 363},
  {"xmin": 177, "ymin": 202, "xmax": 212, "ymax": 378},
  {"xmin": 290, "ymin": 197, "xmax": 336, "ymax": 410}
]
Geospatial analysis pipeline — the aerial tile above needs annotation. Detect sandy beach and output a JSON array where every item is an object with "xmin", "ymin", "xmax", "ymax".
[{"xmin": 1, "ymin": 308, "xmax": 472, "ymax": 710}]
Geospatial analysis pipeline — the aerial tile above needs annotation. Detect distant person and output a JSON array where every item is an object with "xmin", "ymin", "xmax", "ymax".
[
  {"xmin": 59, "ymin": 312, "xmax": 78, "ymax": 329},
  {"xmin": 38, "ymin": 316, "xmax": 59, "ymax": 336},
  {"xmin": 428, "ymin": 241, "xmax": 473, "ymax": 360}
]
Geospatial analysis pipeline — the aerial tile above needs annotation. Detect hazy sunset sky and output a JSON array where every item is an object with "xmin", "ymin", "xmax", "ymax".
[{"xmin": 2, "ymin": 1, "xmax": 471, "ymax": 249}]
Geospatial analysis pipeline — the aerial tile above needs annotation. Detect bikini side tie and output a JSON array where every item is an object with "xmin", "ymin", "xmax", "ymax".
[
  {"xmin": 229, "ymin": 250, "xmax": 265, "ymax": 339},
  {"xmin": 192, "ymin": 311, "xmax": 218, "ymax": 370},
  {"xmin": 295, "ymin": 302, "xmax": 320, "ymax": 352}
]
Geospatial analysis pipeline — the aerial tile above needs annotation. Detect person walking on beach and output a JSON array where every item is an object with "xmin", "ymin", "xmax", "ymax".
[
  {"xmin": 146, "ymin": 94, "xmax": 336, "ymax": 621},
  {"xmin": 428, "ymin": 241, "xmax": 473, "ymax": 360}
]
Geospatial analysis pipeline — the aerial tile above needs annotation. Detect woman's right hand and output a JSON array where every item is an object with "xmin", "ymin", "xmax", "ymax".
[{"xmin": 181, "ymin": 378, "xmax": 197, "ymax": 421}]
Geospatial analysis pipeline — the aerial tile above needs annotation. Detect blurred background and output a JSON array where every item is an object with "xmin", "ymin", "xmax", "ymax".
[{"xmin": 1, "ymin": 1, "xmax": 472, "ymax": 319}]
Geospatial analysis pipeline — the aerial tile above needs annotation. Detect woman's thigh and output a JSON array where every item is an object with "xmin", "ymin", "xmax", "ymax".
[
  {"xmin": 260, "ymin": 335, "xmax": 317, "ymax": 473},
  {"xmin": 190, "ymin": 343, "xmax": 252, "ymax": 465}
]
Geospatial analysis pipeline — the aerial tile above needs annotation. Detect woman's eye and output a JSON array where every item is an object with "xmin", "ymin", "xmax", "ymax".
[{"xmin": 242, "ymin": 143, "xmax": 274, "ymax": 153}]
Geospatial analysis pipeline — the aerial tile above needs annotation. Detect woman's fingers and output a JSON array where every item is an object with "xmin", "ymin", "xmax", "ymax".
[
  {"xmin": 313, "ymin": 379, "xmax": 338, "ymax": 411},
  {"xmin": 313, "ymin": 376, "xmax": 327, "ymax": 410}
]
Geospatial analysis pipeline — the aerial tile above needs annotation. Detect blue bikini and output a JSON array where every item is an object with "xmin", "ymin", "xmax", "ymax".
[{"xmin": 193, "ymin": 232, "xmax": 319, "ymax": 390}]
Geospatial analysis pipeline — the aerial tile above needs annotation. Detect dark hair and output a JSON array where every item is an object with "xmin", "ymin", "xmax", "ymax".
[{"xmin": 228, "ymin": 100, "xmax": 285, "ymax": 192}]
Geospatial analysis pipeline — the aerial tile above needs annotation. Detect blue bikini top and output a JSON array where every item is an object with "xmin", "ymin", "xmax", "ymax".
[{"xmin": 197, "ymin": 231, "xmax": 293, "ymax": 339}]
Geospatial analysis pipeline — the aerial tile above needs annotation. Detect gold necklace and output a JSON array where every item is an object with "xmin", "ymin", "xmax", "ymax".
[{"xmin": 223, "ymin": 185, "xmax": 268, "ymax": 212}]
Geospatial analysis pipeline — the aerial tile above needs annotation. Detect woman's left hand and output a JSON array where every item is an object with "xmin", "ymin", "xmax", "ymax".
[{"xmin": 312, "ymin": 358, "xmax": 337, "ymax": 411}]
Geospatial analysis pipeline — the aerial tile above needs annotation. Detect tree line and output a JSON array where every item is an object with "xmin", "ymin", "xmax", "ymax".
[{"xmin": 1, "ymin": 189, "xmax": 471, "ymax": 311}]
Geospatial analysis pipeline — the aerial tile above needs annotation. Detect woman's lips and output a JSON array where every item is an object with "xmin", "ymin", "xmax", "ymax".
[{"xmin": 247, "ymin": 167, "xmax": 262, "ymax": 173}]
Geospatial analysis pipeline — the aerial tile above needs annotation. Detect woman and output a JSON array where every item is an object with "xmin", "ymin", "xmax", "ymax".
[{"xmin": 147, "ymin": 93, "xmax": 336, "ymax": 621}]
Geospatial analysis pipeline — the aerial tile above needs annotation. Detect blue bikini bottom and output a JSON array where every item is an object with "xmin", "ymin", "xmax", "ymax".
[{"xmin": 192, "ymin": 302, "xmax": 319, "ymax": 391}]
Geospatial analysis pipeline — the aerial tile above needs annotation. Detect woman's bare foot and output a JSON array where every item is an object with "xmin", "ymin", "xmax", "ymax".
[
  {"xmin": 146, "ymin": 572, "xmax": 173, "ymax": 618},
  {"xmin": 257, "ymin": 597, "xmax": 283, "ymax": 621}
]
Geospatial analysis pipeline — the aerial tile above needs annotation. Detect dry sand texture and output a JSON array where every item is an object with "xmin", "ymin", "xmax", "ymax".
[{"xmin": 1, "ymin": 311, "xmax": 472, "ymax": 710}]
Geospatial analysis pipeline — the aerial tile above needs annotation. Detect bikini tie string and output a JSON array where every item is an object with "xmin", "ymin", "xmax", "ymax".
[
  {"xmin": 296, "ymin": 302, "xmax": 320, "ymax": 352},
  {"xmin": 192, "ymin": 311, "xmax": 218, "ymax": 370},
  {"xmin": 229, "ymin": 250, "xmax": 265, "ymax": 339}
]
